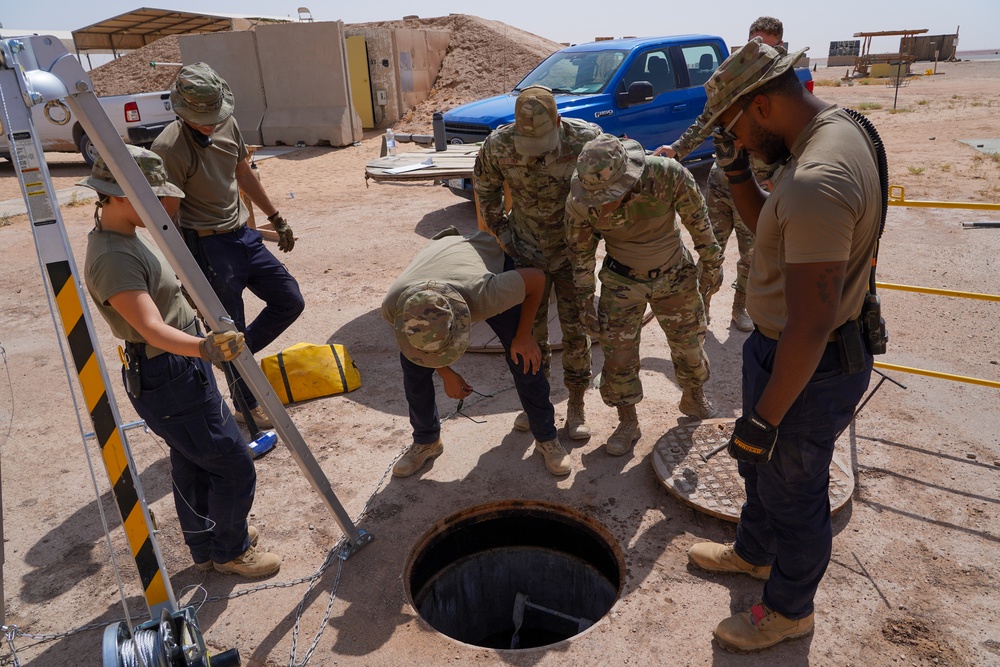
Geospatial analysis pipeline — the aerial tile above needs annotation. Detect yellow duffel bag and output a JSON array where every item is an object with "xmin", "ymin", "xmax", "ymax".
[{"xmin": 260, "ymin": 343, "xmax": 361, "ymax": 405}]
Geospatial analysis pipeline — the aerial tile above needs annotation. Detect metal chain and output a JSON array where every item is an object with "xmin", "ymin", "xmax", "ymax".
[
  {"xmin": 1, "ymin": 625, "xmax": 20, "ymax": 667},
  {"xmin": 0, "ymin": 382, "xmax": 516, "ymax": 666}
]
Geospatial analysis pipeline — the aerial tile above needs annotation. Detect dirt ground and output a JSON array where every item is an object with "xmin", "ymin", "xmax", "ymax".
[{"xmin": 0, "ymin": 60, "xmax": 998, "ymax": 666}]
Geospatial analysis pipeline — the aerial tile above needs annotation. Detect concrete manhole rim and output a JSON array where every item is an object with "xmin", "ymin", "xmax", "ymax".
[
  {"xmin": 402, "ymin": 499, "xmax": 627, "ymax": 652},
  {"xmin": 651, "ymin": 417, "xmax": 855, "ymax": 522}
]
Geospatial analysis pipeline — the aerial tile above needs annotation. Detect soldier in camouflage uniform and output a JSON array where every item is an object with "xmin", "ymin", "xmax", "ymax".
[
  {"xmin": 654, "ymin": 17, "xmax": 786, "ymax": 332},
  {"xmin": 474, "ymin": 86, "xmax": 602, "ymax": 441},
  {"xmin": 566, "ymin": 134, "xmax": 723, "ymax": 456},
  {"xmin": 382, "ymin": 228, "xmax": 571, "ymax": 478}
]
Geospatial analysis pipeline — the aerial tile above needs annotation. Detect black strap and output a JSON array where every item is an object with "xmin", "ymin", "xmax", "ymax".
[
  {"xmin": 329, "ymin": 344, "xmax": 349, "ymax": 391},
  {"xmin": 277, "ymin": 351, "xmax": 295, "ymax": 403},
  {"xmin": 842, "ymin": 107, "xmax": 889, "ymax": 295}
]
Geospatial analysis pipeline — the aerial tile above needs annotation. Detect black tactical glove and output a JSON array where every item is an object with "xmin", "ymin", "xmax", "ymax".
[
  {"xmin": 711, "ymin": 128, "xmax": 750, "ymax": 174},
  {"xmin": 727, "ymin": 409, "xmax": 778, "ymax": 464},
  {"xmin": 269, "ymin": 213, "xmax": 295, "ymax": 253}
]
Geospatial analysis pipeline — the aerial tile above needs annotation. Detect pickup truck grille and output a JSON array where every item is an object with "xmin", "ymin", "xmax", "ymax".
[{"xmin": 444, "ymin": 122, "xmax": 492, "ymax": 142}]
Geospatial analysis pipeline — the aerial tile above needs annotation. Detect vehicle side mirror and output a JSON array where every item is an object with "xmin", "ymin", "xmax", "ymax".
[{"xmin": 616, "ymin": 81, "xmax": 655, "ymax": 108}]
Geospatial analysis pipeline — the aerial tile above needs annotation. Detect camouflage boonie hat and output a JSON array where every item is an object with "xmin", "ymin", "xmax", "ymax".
[
  {"xmin": 171, "ymin": 62, "xmax": 235, "ymax": 126},
  {"xmin": 702, "ymin": 37, "xmax": 808, "ymax": 130},
  {"xmin": 569, "ymin": 133, "xmax": 645, "ymax": 207},
  {"xmin": 76, "ymin": 144, "xmax": 185, "ymax": 199},
  {"xmin": 394, "ymin": 282, "xmax": 471, "ymax": 368},
  {"xmin": 513, "ymin": 85, "xmax": 560, "ymax": 156}
]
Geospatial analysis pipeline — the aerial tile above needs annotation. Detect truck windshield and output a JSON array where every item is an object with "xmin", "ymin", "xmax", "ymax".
[{"xmin": 515, "ymin": 49, "xmax": 628, "ymax": 94}]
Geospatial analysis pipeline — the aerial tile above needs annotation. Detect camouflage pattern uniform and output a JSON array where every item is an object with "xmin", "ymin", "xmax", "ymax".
[
  {"xmin": 474, "ymin": 116, "xmax": 602, "ymax": 388},
  {"xmin": 566, "ymin": 148, "xmax": 722, "ymax": 408},
  {"xmin": 671, "ymin": 112, "xmax": 781, "ymax": 297}
]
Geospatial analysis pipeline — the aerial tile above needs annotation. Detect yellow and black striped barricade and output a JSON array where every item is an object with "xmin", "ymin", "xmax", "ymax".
[{"xmin": 0, "ymin": 50, "xmax": 176, "ymax": 617}]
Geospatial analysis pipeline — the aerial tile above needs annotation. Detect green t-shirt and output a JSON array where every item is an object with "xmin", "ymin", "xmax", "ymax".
[
  {"xmin": 85, "ymin": 229, "xmax": 195, "ymax": 348},
  {"xmin": 151, "ymin": 116, "xmax": 249, "ymax": 232},
  {"xmin": 382, "ymin": 231, "xmax": 525, "ymax": 325}
]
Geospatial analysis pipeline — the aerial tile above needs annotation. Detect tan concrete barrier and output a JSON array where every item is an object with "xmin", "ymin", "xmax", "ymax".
[{"xmin": 255, "ymin": 21, "xmax": 362, "ymax": 147}]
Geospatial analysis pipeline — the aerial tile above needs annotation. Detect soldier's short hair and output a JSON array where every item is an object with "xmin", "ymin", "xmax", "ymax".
[{"xmin": 748, "ymin": 16, "xmax": 783, "ymax": 41}]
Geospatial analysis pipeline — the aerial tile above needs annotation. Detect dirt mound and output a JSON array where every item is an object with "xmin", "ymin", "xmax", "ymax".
[
  {"xmin": 355, "ymin": 14, "xmax": 562, "ymax": 133},
  {"xmin": 87, "ymin": 36, "xmax": 182, "ymax": 97}
]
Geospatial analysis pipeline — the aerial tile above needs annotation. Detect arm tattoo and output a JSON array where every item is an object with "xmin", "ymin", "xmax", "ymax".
[{"xmin": 815, "ymin": 266, "xmax": 842, "ymax": 304}]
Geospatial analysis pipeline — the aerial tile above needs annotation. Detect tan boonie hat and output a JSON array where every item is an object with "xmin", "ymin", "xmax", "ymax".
[
  {"xmin": 702, "ymin": 37, "xmax": 809, "ymax": 130},
  {"xmin": 570, "ymin": 133, "xmax": 645, "ymax": 207},
  {"xmin": 171, "ymin": 62, "xmax": 235, "ymax": 126},
  {"xmin": 513, "ymin": 85, "xmax": 560, "ymax": 156},
  {"xmin": 394, "ymin": 282, "xmax": 472, "ymax": 368},
  {"xmin": 76, "ymin": 144, "xmax": 185, "ymax": 199}
]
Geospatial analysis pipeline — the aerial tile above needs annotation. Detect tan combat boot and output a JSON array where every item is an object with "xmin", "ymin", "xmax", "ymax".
[
  {"xmin": 512, "ymin": 411, "xmax": 530, "ymax": 431},
  {"xmin": 605, "ymin": 405, "xmax": 641, "ymax": 456},
  {"xmin": 731, "ymin": 290, "xmax": 754, "ymax": 332},
  {"xmin": 213, "ymin": 544, "xmax": 281, "ymax": 579},
  {"xmin": 714, "ymin": 603, "xmax": 814, "ymax": 653},
  {"xmin": 703, "ymin": 290, "xmax": 714, "ymax": 325},
  {"xmin": 195, "ymin": 525, "xmax": 259, "ymax": 571},
  {"xmin": 565, "ymin": 384, "xmax": 592, "ymax": 440},
  {"xmin": 234, "ymin": 404, "xmax": 273, "ymax": 430},
  {"xmin": 688, "ymin": 542, "xmax": 771, "ymax": 580},
  {"xmin": 534, "ymin": 438, "xmax": 571, "ymax": 475},
  {"xmin": 392, "ymin": 438, "xmax": 444, "ymax": 478},
  {"xmin": 679, "ymin": 387, "xmax": 720, "ymax": 419}
]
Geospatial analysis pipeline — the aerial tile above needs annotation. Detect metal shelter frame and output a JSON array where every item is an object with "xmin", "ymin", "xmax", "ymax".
[
  {"xmin": 71, "ymin": 8, "xmax": 292, "ymax": 58},
  {"xmin": 852, "ymin": 28, "xmax": 929, "ymax": 77}
]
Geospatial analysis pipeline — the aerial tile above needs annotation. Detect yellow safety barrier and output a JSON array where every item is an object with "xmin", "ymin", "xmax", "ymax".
[
  {"xmin": 874, "ymin": 278, "xmax": 998, "ymax": 388},
  {"xmin": 876, "ymin": 282, "xmax": 1000, "ymax": 302},
  {"xmin": 874, "ymin": 362, "xmax": 1000, "ymax": 389},
  {"xmin": 888, "ymin": 184, "xmax": 1000, "ymax": 211}
]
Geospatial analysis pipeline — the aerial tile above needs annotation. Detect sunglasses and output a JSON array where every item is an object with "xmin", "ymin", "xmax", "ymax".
[{"xmin": 716, "ymin": 98, "xmax": 753, "ymax": 140}]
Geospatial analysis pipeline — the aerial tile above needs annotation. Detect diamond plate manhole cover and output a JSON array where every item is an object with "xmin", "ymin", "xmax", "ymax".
[{"xmin": 651, "ymin": 418, "xmax": 854, "ymax": 522}]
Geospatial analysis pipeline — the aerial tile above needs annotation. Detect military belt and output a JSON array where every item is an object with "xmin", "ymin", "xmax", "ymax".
[
  {"xmin": 194, "ymin": 223, "xmax": 245, "ymax": 237},
  {"xmin": 755, "ymin": 325, "xmax": 839, "ymax": 343},
  {"xmin": 603, "ymin": 255, "xmax": 675, "ymax": 282},
  {"xmin": 124, "ymin": 319, "xmax": 200, "ymax": 359}
]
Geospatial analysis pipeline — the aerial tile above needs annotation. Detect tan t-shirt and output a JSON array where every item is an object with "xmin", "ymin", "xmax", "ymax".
[
  {"xmin": 381, "ymin": 231, "xmax": 526, "ymax": 325},
  {"xmin": 151, "ymin": 116, "xmax": 249, "ymax": 232},
  {"xmin": 747, "ymin": 105, "xmax": 881, "ymax": 332}
]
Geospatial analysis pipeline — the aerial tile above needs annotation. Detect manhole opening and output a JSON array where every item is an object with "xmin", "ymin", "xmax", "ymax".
[{"xmin": 405, "ymin": 501, "xmax": 624, "ymax": 650}]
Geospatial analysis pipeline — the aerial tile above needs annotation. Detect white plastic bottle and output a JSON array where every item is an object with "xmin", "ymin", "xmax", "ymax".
[{"xmin": 385, "ymin": 128, "xmax": 397, "ymax": 158}]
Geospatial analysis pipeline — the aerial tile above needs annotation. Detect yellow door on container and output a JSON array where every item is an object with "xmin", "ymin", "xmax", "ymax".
[{"xmin": 346, "ymin": 36, "xmax": 375, "ymax": 129}]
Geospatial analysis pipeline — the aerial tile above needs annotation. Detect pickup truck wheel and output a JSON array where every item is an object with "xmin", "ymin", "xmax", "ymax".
[{"xmin": 78, "ymin": 133, "xmax": 99, "ymax": 166}]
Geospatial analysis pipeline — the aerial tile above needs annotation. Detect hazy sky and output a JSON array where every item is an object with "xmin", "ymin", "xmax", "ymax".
[{"xmin": 2, "ymin": 1, "xmax": 998, "ymax": 54}]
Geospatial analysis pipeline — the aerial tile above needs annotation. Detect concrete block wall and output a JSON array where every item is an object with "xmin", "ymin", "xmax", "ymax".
[
  {"xmin": 391, "ymin": 29, "xmax": 450, "ymax": 120},
  {"xmin": 345, "ymin": 26, "xmax": 400, "ymax": 127},
  {"xmin": 179, "ymin": 22, "xmax": 363, "ymax": 147},
  {"xmin": 254, "ymin": 21, "xmax": 362, "ymax": 147}
]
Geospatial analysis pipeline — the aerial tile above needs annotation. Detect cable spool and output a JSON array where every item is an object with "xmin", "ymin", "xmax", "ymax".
[{"xmin": 102, "ymin": 607, "xmax": 240, "ymax": 667}]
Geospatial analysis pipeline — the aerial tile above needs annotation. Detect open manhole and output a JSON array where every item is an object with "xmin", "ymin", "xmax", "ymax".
[{"xmin": 404, "ymin": 500, "xmax": 625, "ymax": 650}]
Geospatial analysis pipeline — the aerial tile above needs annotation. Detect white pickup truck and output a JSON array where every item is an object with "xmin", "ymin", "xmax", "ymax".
[{"xmin": 0, "ymin": 88, "xmax": 176, "ymax": 165}]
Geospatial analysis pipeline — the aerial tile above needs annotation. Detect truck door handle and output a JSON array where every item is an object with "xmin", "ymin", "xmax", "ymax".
[{"xmin": 672, "ymin": 104, "xmax": 687, "ymax": 112}]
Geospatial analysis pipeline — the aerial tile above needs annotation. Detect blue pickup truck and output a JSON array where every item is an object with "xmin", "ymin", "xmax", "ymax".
[{"xmin": 444, "ymin": 34, "xmax": 813, "ymax": 165}]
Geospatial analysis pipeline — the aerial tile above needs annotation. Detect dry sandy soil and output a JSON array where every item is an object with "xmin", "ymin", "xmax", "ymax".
[{"xmin": 0, "ymin": 59, "xmax": 998, "ymax": 667}]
